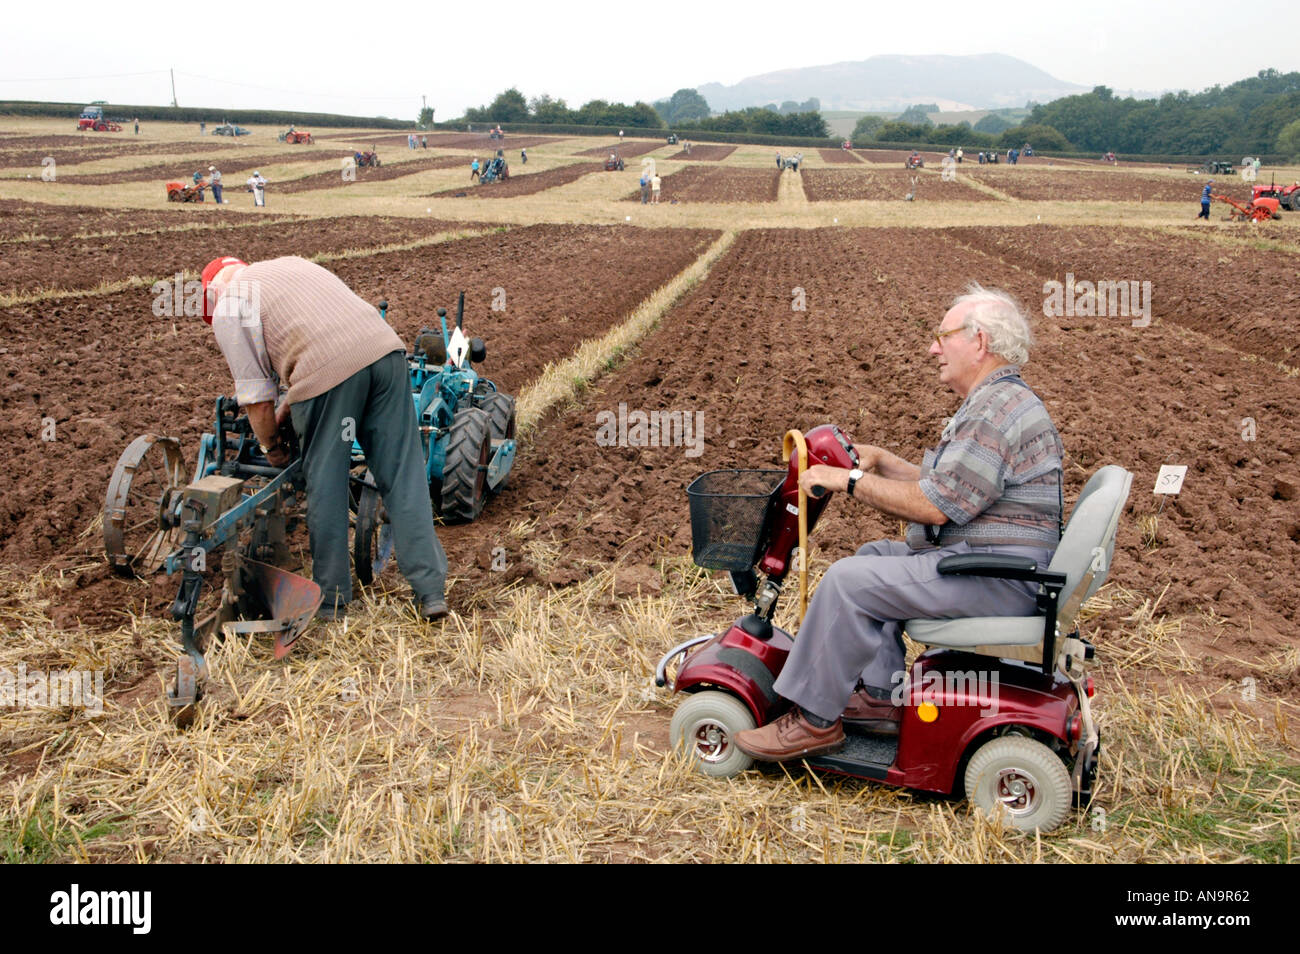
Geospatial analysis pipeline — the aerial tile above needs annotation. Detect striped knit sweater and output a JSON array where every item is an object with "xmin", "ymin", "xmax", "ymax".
[
  {"xmin": 211, "ymin": 256, "xmax": 404, "ymax": 405},
  {"xmin": 907, "ymin": 365, "xmax": 1064, "ymax": 550}
]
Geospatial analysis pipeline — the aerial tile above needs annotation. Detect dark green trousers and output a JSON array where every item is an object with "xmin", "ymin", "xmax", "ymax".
[{"xmin": 290, "ymin": 350, "xmax": 446, "ymax": 609}]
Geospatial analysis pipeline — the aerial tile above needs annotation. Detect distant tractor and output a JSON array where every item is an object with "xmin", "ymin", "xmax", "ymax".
[
  {"xmin": 1251, "ymin": 178, "xmax": 1300, "ymax": 211},
  {"xmin": 212, "ymin": 123, "xmax": 251, "ymax": 137},
  {"xmin": 1190, "ymin": 160, "xmax": 1234, "ymax": 176},
  {"xmin": 604, "ymin": 153, "xmax": 625, "ymax": 171},
  {"xmin": 77, "ymin": 105, "xmax": 122, "ymax": 132},
  {"xmin": 667, "ymin": 133, "xmax": 678, "ymax": 145},
  {"xmin": 279, "ymin": 128, "xmax": 315, "ymax": 144},
  {"xmin": 165, "ymin": 180, "xmax": 205, "ymax": 203},
  {"xmin": 905, "ymin": 151, "xmax": 924, "ymax": 170}
]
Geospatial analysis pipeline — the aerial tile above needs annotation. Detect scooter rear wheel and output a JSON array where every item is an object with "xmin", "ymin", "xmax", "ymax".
[{"xmin": 670, "ymin": 691, "xmax": 756, "ymax": 778}]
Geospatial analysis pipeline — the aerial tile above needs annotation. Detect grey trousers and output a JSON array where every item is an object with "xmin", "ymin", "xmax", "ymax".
[
  {"xmin": 290, "ymin": 350, "xmax": 447, "ymax": 610},
  {"xmin": 772, "ymin": 539, "xmax": 1055, "ymax": 722}
]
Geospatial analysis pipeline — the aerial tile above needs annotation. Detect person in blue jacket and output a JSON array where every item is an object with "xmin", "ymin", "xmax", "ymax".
[{"xmin": 1198, "ymin": 181, "xmax": 1214, "ymax": 220}]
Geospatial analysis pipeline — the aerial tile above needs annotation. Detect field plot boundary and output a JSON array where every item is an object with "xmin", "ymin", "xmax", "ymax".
[
  {"xmin": 517, "ymin": 230, "xmax": 737, "ymax": 433},
  {"xmin": 0, "ymin": 227, "xmax": 502, "ymax": 307}
]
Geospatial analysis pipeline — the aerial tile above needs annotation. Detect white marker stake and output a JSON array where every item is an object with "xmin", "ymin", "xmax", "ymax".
[
  {"xmin": 1153, "ymin": 464, "xmax": 1187, "ymax": 515},
  {"xmin": 1154, "ymin": 465, "xmax": 1187, "ymax": 495}
]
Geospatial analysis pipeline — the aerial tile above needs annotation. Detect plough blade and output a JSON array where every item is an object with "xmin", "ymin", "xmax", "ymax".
[{"xmin": 220, "ymin": 560, "xmax": 322, "ymax": 660}]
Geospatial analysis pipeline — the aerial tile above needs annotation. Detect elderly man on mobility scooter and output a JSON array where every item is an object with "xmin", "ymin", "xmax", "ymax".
[{"xmin": 734, "ymin": 284, "xmax": 1064, "ymax": 761}]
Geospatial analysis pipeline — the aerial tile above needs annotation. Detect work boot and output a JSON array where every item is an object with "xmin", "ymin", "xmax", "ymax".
[
  {"xmin": 841, "ymin": 686, "xmax": 902, "ymax": 735},
  {"xmin": 316, "ymin": 599, "xmax": 350, "ymax": 622},
  {"xmin": 734, "ymin": 708, "xmax": 844, "ymax": 762},
  {"xmin": 418, "ymin": 595, "xmax": 449, "ymax": 622}
]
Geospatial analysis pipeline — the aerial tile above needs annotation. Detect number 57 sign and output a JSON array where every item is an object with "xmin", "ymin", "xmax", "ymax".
[{"xmin": 1154, "ymin": 464, "xmax": 1187, "ymax": 495}]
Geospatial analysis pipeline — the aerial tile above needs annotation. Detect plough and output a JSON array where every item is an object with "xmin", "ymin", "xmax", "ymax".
[
  {"xmin": 104, "ymin": 399, "xmax": 321, "ymax": 726},
  {"xmin": 1212, "ymin": 193, "xmax": 1280, "ymax": 222}
]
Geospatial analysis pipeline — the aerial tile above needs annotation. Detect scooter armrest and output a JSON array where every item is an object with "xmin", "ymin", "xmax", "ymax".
[{"xmin": 936, "ymin": 554, "xmax": 1067, "ymax": 588}]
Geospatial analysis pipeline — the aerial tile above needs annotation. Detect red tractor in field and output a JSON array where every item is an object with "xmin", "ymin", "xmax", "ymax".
[
  {"xmin": 77, "ymin": 105, "xmax": 122, "ymax": 132},
  {"xmin": 355, "ymin": 149, "xmax": 381, "ymax": 168},
  {"xmin": 1251, "ymin": 178, "xmax": 1300, "ymax": 211},
  {"xmin": 905, "ymin": 151, "xmax": 924, "ymax": 170},
  {"xmin": 165, "ymin": 179, "xmax": 206, "ymax": 202},
  {"xmin": 279, "ymin": 128, "xmax": 315, "ymax": 144}
]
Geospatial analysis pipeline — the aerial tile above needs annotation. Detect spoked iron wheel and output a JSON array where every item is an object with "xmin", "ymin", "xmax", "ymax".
[{"xmin": 104, "ymin": 434, "xmax": 186, "ymax": 576}]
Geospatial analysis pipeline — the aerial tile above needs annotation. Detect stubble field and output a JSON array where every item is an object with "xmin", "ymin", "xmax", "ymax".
[{"xmin": 0, "ymin": 118, "xmax": 1297, "ymax": 864}]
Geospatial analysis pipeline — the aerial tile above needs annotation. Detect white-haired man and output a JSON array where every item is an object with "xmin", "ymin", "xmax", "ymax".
[{"xmin": 736, "ymin": 284, "xmax": 1064, "ymax": 761}]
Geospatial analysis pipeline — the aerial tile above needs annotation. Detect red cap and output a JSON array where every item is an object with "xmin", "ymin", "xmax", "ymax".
[{"xmin": 201, "ymin": 256, "xmax": 247, "ymax": 323}]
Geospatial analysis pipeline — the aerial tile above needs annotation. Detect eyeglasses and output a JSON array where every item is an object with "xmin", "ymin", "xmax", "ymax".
[{"xmin": 933, "ymin": 324, "xmax": 972, "ymax": 348}]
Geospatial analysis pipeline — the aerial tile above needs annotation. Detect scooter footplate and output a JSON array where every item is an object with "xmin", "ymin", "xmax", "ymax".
[{"xmin": 806, "ymin": 731, "xmax": 898, "ymax": 779}]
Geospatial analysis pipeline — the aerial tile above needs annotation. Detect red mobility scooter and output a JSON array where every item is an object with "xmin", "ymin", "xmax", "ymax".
[{"xmin": 656, "ymin": 426, "xmax": 1132, "ymax": 831}]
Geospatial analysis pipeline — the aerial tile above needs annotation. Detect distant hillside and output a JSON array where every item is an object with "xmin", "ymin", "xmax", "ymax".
[{"xmin": 695, "ymin": 54, "xmax": 1088, "ymax": 112}]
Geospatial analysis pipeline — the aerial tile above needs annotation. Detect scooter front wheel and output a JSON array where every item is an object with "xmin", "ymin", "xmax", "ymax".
[
  {"xmin": 670, "ymin": 691, "xmax": 756, "ymax": 778},
  {"xmin": 964, "ymin": 735, "xmax": 1072, "ymax": 832}
]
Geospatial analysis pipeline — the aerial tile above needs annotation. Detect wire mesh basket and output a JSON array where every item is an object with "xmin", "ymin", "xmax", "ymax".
[{"xmin": 686, "ymin": 469, "xmax": 786, "ymax": 571}]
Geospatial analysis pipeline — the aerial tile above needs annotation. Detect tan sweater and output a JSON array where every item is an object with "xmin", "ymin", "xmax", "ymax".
[{"xmin": 212, "ymin": 256, "xmax": 404, "ymax": 405}]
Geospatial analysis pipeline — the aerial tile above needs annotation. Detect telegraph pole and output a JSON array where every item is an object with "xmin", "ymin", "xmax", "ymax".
[{"xmin": 170, "ymin": 68, "xmax": 179, "ymax": 108}]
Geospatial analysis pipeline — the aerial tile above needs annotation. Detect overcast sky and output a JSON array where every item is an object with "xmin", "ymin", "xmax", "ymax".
[{"xmin": 3, "ymin": 0, "xmax": 1297, "ymax": 121}]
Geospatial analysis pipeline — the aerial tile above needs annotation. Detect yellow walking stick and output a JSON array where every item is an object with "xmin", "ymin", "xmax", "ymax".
[{"xmin": 782, "ymin": 429, "xmax": 809, "ymax": 624}]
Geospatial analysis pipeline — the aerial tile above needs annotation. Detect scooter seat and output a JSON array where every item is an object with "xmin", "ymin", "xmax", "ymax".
[{"xmin": 906, "ymin": 615, "xmax": 1043, "ymax": 648}]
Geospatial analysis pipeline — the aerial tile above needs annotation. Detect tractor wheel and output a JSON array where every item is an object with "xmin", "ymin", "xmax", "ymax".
[
  {"xmin": 439, "ymin": 406, "xmax": 491, "ymax": 522},
  {"xmin": 353, "ymin": 474, "xmax": 394, "ymax": 586},
  {"xmin": 963, "ymin": 735, "xmax": 1072, "ymax": 832},
  {"xmin": 670, "ymin": 691, "xmax": 756, "ymax": 778},
  {"xmin": 168, "ymin": 189, "xmax": 182, "ymax": 202}
]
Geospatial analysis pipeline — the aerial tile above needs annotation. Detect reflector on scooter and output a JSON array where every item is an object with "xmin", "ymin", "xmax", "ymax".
[{"xmin": 917, "ymin": 702, "xmax": 939, "ymax": 722}]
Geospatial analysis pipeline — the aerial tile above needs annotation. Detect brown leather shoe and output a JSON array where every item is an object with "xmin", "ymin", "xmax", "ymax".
[
  {"xmin": 734, "ymin": 708, "xmax": 845, "ymax": 762},
  {"xmin": 842, "ymin": 687, "xmax": 902, "ymax": 735}
]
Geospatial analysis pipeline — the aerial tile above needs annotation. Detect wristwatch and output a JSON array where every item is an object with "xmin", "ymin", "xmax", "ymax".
[{"xmin": 846, "ymin": 468, "xmax": 864, "ymax": 497}]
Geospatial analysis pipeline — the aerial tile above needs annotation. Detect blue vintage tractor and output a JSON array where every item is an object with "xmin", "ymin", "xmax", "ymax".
[{"xmin": 352, "ymin": 293, "xmax": 517, "ymax": 584}]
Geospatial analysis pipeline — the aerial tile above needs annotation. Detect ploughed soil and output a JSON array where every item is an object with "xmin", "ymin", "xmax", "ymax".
[
  {"xmin": 429, "ymin": 162, "xmax": 597, "ymax": 199},
  {"xmin": 818, "ymin": 149, "xmax": 864, "ymax": 164},
  {"xmin": 966, "ymin": 167, "xmax": 1254, "ymax": 203},
  {"xmin": 440, "ymin": 225, "xmax": 1299, "ymax": 700},
  {"xmin": 622, "ymin": 166, "xmax": 780, "ymax": 203},
  {"xmin": 274, "ymin": 155, "xmax": 467, "ymax": 194},
  {"xmin": 0, "ymin": 198, "xmax": 267, "ymax": 241},
  {"xmin": 42, "ymin": 151, "xmax": 353, "ymax": 185},
  {"xmin": 853, "ymin": 149, "xmax": 950, "ymax": 166},
  {"xmin": 666, "ymin": 145, "xmax": 735, "ymax": 161},
  {"xmin": 0, "ymin": 214, "xmax": 480, "ymax": 295},
  {"xmin": 0, "ymin": 223, "xmax": 719, "ymax": 625},
  {"xmin": 941, "ymin": 225, "xmax": 1300, "ymax": 366},
  {"xmin": 575, "ymin": 141, "xmax": 665, "ymax": 159},
  {"xmin": 345, "ymin": 132, "xmax": 560, "ymax": 150},
  {"xmin": 802, "ymin": 168, "xmax": 995, "ymax": 202}
]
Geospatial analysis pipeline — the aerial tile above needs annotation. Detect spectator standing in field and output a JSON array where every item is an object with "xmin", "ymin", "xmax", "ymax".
[
  {"xmin": 520, "ymin": 148, "xmax": 527, "ymax": 164},
  {"xmin": 248, "ymin": 171, "xmax": 267, "ymax": 207},
  {"xmin": 956, "ymin": 147, "xmax": 963, "ymax": 163},
  {"xmin": 640, "ymin": 171, "xmax": 650, "ymax": 204},
  {"xmin": 421, "ymin": 136, "xmax": 428, "ymax": 148},
  {"xmin": 684, "ymin": 140, "xmax": 692, "ymax": 156},
  {"xmin": 208, "ymin": 166, "xmax": 224, "ymax": 205},
  {"xmin": 133, "ymin": 117, "xmax": 140, "ymax": 134},
  {"xmin": 651, "ymin": 172, "xmax": 661, "ymax": 204},
  {"xmin": 471, "ymin": 157, "xmax": 480, "ymax": 181},
  {"xmin": 776, "ymin": 152, "xmax": 783, "ymax": 169},
  {"xmin": 1198, "ymin": 181, "xmax": 1213, "ymax": 220},
  {"xmin": 199, "ymin": 121, "xmax": 206, "ymax": 135}
]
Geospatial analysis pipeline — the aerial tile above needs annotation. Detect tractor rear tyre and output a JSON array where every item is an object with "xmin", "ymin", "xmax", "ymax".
[{"xmin": 440, "ymin": 406, "xmax": 491, "ymax": 522}]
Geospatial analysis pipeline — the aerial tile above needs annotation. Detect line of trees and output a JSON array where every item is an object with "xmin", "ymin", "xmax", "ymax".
[
  {"xmin": 459, "ymin": 88, "xmax": 662, "ymax": 128},
  {"xmin": 1026, "ymin": 70, "xmax": 1300, "ymax": 156},
  {"xmin": 675, "ymin": 107, "xmax": 829, "ymax": 138},
  {"xmin": 851, "ymin": 113, "xmax": 1070, "ymax": 151}
]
